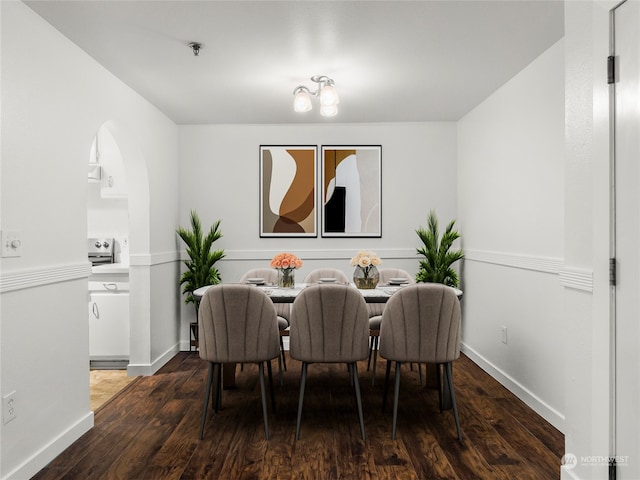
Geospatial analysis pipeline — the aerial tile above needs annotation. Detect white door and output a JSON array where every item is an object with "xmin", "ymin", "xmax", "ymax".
[{"xmin": 612, "ymin": 1, "xmax": 640, "ymax": 477}]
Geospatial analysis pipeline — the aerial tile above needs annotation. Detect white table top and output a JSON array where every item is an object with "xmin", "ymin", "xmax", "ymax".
[{"xmin": 193, "ymin": 283, "xmax": 462, "ymax": 303}]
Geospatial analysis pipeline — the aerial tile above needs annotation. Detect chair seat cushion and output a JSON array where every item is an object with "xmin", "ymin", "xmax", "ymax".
[{"xmin": 369, "ymin": 315, "xmax": 382, "ymax": 331}]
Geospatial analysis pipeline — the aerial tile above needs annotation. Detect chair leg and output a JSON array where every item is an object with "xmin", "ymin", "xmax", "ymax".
[
  {"xmin": 367, "ymin": 336, "xmax": 374, "ymax": 371},
  {"xmin": 418, "ymin": 362, "xmax": 423, "ymax": 386},
  {"xmin": 278, "ymin": 353, "xmax": 283, "ymax": 387},
  {"xmin": 267, "ymin": 360, "xmax": 276, "ymax": 413},
  {"xmin": 392, "ymin": 361, "xmax": 402, "ymax": 440},
  {"xmin": 258, "ymin": 362, "xmax": 270, "ymax": 440},
  {"xmin": 445, "ymin": 362, "xmax": 462, "ymax": 442},
  {"xmin": 382, "ymin": 359, "xmax": 392, "ymax": 412},
  {"xmin": 351, "ymin": 363, "xmax": 366, "ymax": 440},
  {"xmin": 210, "ymin": 364, "xmax": 217, "ymax": 409},
  {"xmin": 199, "ymin": 362, "xmax": 215, "ymax": 440},
  {"xmin": 280, "ymin": 336, "xmax": 287, "ymax": 371},
  {"xmin": 295, "ymin": 362, "xmax": 308, "ymax": 441},
  {"xmin": 214, "ymin": 363, "xmax": 222, "ymax": 413},
  {"xmin": 371, "ymin": 336, "xmax": 379, "ymax": 386},
  {"xmin": 437, "ymin": 363, "xmax": 444, "ymax": 412}
]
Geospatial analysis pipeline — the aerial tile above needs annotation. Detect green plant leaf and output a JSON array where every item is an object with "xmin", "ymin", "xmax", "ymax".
[
  {"xmin": 177, "ymin": 210, "xmax": 225, "ymax": 314},
  {"xmin": 415, "ymin": 209, "xmax": 464, "ymax": 287}
]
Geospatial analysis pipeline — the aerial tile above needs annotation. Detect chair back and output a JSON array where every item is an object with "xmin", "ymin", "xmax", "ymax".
[
  {"xmin": 198, "ymin": 284, "xmax": 280, "ymax": 364},
  {"xmin": 239, "ymin": 268, "xmax": 279, "ymax": 284},
  {"xmin": 379, "ymin": 268, "xmax": 415, "ymax": 284},
  {"xmin": 303, "ymin": 268, "xmax": 350, "ymax": 284},
  {"xmin": 379, "ymin": 283, "xmax": 461, "ymax": 364},
  {"xmin": 290, "ymin": 284, "xmax": 369, "ymax": 363},
  {"xmin": 240, "ymin": 268, "xmax": 289, "ymax": 321},
  {"xmin": 368, "ymin": 268, "xmax": 415, "ymax": 317}
]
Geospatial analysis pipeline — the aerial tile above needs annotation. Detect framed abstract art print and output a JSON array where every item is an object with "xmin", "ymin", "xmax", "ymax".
[
  {"xmin": 259, "ymin": 146, "xmax": 317, "ymax": 237},
  {"xmin": 321, "ymin": 145, "xmax": 381, "ymax": 237}
]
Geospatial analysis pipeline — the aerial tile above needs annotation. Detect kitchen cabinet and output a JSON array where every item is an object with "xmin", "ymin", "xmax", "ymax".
[
  {"xmin": 88, "ymin": 277, "xmax": 129, "ymax": 368},
  {"xmin": 89, "ymin": 127, "xmax": 128, "ymax": 198}
]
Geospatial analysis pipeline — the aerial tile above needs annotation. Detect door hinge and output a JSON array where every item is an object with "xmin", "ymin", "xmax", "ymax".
[
  {"xmin": 609, "ymin": 457, "xmax": 617, "ymax": 480},
  {"xmin": 608, "ymin": 55, "xmax": 616, "ymax": 84},
  {"xmin": 610, "ymin": 258, "xmax": 617, "ymax": 286}
]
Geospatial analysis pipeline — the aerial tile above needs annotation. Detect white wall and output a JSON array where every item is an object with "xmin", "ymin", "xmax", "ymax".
[
  {"xmin": 457, "ymin": 39, "xmax": 566, "ymax": 430},
  {"xmin": 0, "ymin": 2, "xmax": 179, "ymax": 478},
  {"xmin": 177, "ymin": 123, "xmax": 458, "ymax": 346}
]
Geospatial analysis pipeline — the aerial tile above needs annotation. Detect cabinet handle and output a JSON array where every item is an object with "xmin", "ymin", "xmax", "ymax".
[
  {"xmin": 103, "ymin": 283, "xmax": 118, "ymax": 291},
  {"xmin": 92, "ymin": 302, "xmax": 100, "ymax": 319}
]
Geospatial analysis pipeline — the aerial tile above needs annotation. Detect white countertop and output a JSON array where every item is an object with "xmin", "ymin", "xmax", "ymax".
[{"xmin": 91, "ymin": 262, "xmax": 130, "ymax": 274}]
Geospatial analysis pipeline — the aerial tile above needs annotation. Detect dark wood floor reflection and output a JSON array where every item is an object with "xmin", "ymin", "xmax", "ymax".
[{"xmin": 34, "ymin": 352, "xmax": 563, "ymax": 479}]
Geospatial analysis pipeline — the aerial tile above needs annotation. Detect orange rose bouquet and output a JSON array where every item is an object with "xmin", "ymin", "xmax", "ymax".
[{"xmin": 271, "ymin": 252, "xmax": 303, "ymax": 288}]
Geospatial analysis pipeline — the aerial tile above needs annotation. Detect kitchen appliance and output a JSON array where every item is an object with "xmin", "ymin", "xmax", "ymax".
[
  {"xmin": 88, "ymin": 237, "xmax": 114, "ymax": 265},
  {"xmin": 88, "ymin": 237, "xmax": 128, "ymax": 368}
]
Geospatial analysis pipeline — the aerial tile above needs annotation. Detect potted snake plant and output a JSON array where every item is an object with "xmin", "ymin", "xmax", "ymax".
[
  {"xmin": 177, "ymin": 210, "xmax": 225, "ymax": 315},
  {"xmin": 416, "ymin": 209, "xmax": 464, "ymax": 287}
]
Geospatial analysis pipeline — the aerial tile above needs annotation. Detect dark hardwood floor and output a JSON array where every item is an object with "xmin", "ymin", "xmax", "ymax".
[{"xmin": 33, "ymin": 352, "xmax": 563, "ymax": 479}]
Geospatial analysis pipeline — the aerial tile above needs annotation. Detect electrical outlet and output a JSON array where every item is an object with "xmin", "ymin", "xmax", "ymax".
[
  {"xmin": 501, "ymin": 326, "xmax": 508, "ymax": 344},
  {"xmin": 3, "ymin": 391, "xmax": 17, "ymax": 424}
]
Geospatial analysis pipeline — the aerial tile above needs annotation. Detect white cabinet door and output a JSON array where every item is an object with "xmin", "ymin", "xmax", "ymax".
[
  {"xmin": 96, "ymin": 127, "xmax": 128, "ymax": 198},
  {"xmin": 89, "ymin": 292, "xmax": 130, "ymax": 358}
]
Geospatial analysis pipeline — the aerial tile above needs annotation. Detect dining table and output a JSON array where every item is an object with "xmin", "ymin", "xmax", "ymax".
[
  {"xmin": 194, "ymin": 282, "xmax": 461, "ymax": 303},
  {"xmin": 192, "ymin": 282, "xmax": 463, "ymax": 409}
]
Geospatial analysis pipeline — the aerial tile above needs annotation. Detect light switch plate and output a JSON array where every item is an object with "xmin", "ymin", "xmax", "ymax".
[
  {"xmin": 1, "ymin": 230, "xmax": 22, "ymax": 257},
  {"xmin": 3, "ymin": 391, "xmax": 17, "ymax": 424}
]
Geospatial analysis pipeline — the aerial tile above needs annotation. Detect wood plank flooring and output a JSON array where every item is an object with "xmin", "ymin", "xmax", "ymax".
[
  {"xmin": 90, "ymin": 369, "xmax": 138, "ymax": 411},
  {"xmin": 34, "ymin": 352, "xmax": 563, "ymax": 480}
]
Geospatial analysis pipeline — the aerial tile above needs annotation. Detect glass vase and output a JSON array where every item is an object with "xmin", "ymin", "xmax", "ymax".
[
  {"xmin": 353, "ymin": 265, "xmax": 379, "ymax": 289},
  {"xmin": 278, "ymin": 268, "xmax": 296, "ymax": 288}
]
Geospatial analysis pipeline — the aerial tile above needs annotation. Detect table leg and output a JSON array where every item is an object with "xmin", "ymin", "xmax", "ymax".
[
  {"xmin": 423, "ymin": 363, "xmax": 452, "ymax": 410},
  {"xmin": 223, "ymin": 363, "xmax": 236, "ymax": 389}
]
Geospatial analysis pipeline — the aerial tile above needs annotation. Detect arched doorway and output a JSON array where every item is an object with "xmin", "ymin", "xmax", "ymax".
[{"xmin": 87, "ymin": 121, "xmax": 151, "ymax": 401}]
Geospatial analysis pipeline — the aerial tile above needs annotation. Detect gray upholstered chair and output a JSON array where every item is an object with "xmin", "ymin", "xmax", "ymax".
[
  {"xmin": 367, "ymin": 268, "xmax": 415, "ymax": 385},
  {"xmin": 198, "ymin": 284, "xmax": 280, "ymax": 440},
  {"xmin": 240, "ymin": 268, "xmax": 290, "ymax": 374},
  {"xmin": 379, "ymin": 283, "xmax": 462, "ymax": 441},
  {"xmin": 303, "ymin": 268, "xmax": 350, "ymax": 284},
  {"xmin": 289, "ymin": 283, "xmax": 369, "ymax": 440}
]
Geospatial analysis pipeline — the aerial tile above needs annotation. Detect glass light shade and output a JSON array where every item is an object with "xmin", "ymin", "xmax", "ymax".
[
  {"xmin": 293, "ymin": 91, "xmax": 313, "ymax": 112},
  {"xmin": 320, "ymin": 104, "xmax": 338, "ymax": 117},
  {"xmin": 319, "ymin": 84, "xmax": 339, "ymax": 106}
]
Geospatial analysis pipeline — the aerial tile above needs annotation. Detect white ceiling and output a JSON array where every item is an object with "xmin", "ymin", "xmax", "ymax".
[{"xmin": 25, "ymin": 0, "xmax": 564, "ymax": 125}]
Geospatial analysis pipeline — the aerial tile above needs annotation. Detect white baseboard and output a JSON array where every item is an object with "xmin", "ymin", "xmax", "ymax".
[
  {"xmin": 3, "ymin": 412, "xmax": 94, "ymax": 480},
  {"xmin": 127, "ymin": 343, "xmax": 180, "ymax": 376},
  {"xmin": 461, "ymin": 342, "xmax": 565, "ymax": 433}
]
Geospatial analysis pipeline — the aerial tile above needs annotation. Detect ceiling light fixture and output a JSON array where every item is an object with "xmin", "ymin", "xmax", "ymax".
[
  {"xmin": 293, "ymin": 75, "xmax": 339, "ymax": 117},
  {"xmin": 188, "ymin": 42, "xmax": 202, "ymax": 56}
]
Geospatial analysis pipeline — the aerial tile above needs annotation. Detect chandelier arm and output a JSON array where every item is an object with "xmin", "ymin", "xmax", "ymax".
[
  {"xmin": 310, "ymin": 75, "xmax": 334, "ymax": 86},
  {"xmin": 293, "ymin": 85, "xmax": 318, "ymax": 96}
]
